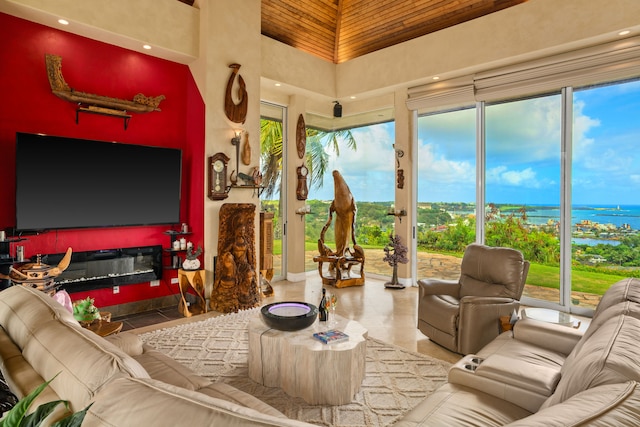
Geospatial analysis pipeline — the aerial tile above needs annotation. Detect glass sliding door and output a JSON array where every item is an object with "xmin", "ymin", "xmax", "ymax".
[
  {"xmin": 304, "ymin": 122, "xmax": 396, "ymax": 275},
  {"xmin": 570, "ymin": 80, "xmax": 640, "ymax": 311},
  {"xmin": 416, "ymin": 107, "xmax": 476, "ymax": 280},
  {"xmin": 260, "ymin": 102, "xmax": 286, "ymax": 281},
  {"xmin": 485, "ymin": 94, "xmax": 562, "ymax": 305}
]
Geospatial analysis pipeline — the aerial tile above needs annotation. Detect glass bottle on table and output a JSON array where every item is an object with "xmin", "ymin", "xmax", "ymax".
[{"xmin": 319, "ymin": 288, "xmax": 328, "ymax": 322}]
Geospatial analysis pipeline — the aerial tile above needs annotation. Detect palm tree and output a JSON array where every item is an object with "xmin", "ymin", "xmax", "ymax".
[{"xmin": 259, "ymin": 119, "xmax": 357, "ymax": 199}]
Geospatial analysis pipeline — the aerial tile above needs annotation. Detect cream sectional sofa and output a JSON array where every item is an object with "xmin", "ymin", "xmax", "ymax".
[
  {"xmin": 398, "ymin": 277, "xmax": 640, "ymax": 426},
  {"xmin": 0, "ymin": 285, "xmax": 315, "ymax": 426}
]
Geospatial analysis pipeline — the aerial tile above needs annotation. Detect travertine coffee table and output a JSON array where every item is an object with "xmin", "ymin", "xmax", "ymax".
[{"xmin": 248, "ymin": 313, "xmax": 368, "ymax": 405}]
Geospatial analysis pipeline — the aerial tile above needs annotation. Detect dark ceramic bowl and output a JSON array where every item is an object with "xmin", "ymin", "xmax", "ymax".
[{"xmin": 260, "ymin": 302, "xmax": 318, "ymax": 331}]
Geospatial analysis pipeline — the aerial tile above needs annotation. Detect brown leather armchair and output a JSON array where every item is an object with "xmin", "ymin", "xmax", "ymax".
[{"xmin": 417, "ymin": 243, "xmax": 530, "ymax": 355}]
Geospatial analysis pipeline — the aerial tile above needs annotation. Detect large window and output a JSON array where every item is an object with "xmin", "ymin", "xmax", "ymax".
[
  {"xmin": 260, "ymin": 102, "xmax": 286, "ymax": 281},
  {"xmin": 416, "ymin": 108, "xmax": 476, "ymax": 279},
  {"xmin": 570, "ymin": 80, "xmax": 640, "ymax": 309},
  {"xmin": 485, "ymin": 95, "xmax": 562, "ymax": 305},
  {"xmin": 304, "ymin": 122, "xmax": 396, "ymax": 275},
  {"xmin": 414, "ymin": 77, "xmax": 640, "ymax": 314}
]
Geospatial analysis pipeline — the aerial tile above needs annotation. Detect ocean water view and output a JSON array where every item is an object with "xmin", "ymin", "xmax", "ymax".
[{"xmin": 525, "ymin": 204, "xmax": 640, "ymax": 231}]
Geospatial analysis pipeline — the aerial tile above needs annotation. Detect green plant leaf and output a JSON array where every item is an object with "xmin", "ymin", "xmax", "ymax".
[
  {"xmin": 51, "ymin": 404, "xmax": 93, "ymax": 427},
  {"xmin": 23, "ymin": 400, "xmax": 68, "ymax": 427},
  {"xmin": 0, "ymin": 379, "xmax": 51, "ymax": 427}
]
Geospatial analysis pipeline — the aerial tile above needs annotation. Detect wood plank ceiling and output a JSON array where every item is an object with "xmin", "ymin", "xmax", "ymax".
[{"xmin": 180, "ymin": 0, "xmax": 528, "ymax": 64}]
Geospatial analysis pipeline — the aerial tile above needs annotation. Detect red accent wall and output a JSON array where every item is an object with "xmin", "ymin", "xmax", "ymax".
[{"xmin": 0, "ymin": 13, "xmax": 205, "ymax": 306}]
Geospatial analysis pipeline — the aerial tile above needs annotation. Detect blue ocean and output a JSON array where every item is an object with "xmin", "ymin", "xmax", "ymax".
[{"xmin": 525, "ymin": 205, "xmax": 640, "ymax": 231}]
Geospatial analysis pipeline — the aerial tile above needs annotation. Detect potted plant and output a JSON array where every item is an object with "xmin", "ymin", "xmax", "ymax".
[
  {"xmin": 382, "ymin": 233, "xmax": 409, "ymax": 289},
  {"xmin": 72, "ymin": 297, "xmax": 101, "ymax": 326},
  {"xmin": 0, "ymin": 374, "xmax": 91, "ymax": 427}
]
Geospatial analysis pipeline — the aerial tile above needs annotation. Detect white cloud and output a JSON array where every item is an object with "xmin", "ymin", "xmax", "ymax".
[
  {"xmin": 488, "ymin": 166, "xmax": 540, "ymax": 188},
  {"xmin": 417, "ymin": 142, "xmax": 475, "ymax": 184}
]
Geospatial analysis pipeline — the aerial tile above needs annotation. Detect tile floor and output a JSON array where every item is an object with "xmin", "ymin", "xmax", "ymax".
[{"xmin": 117, "ymin": 273, "xmax": 590, "ymax": 365}]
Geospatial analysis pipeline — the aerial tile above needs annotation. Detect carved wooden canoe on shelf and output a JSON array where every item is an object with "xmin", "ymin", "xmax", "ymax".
[{"xmin": 45, "ymin": 54, "xmax": 165, "ymax": 114}]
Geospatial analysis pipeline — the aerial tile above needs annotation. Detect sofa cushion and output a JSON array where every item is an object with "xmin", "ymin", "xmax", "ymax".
[
  {"xmin": 393, "ymin": 383, "xmax": 531, "ymax": 427},
  {"xmin": 592, "ymin": 278, "xmax": 640, "ymax": 319},
  {"xmin": 83, "ymin": 377, "xmax": 316, "ymax": 427},
  {"xmin": 198, "ymin": 382, "xmax": 286, "ymax": 418},
  {"xmin": 459, "ymin": 244, "xmax": 526, "ymax": 299},
  {"xmin": 0, "ymin": 326, "xmax": 60, "ymax": 406},
  {"xmin": 21, "ymin": 318, "xmax": 150, "ymax": 411},
  {"xmin": 133, "ymin": 345, "xmax": 210, "ymax": 390},
  {"xmin": 543, "ymin": 314, "xmax": 640, "ymax": 408},
  {"xmin": 563, "ymin": 300, "xmax": 640, "ymax": 372},
  {"xmin": 506, "ymin": 381, "xmax": 640, "ymax": 426},
  {"xmin": 0, "ymin": 286, "xmax": 79, "ymax": 349},
  {"xmin": 105, "ymin": 331, "xmax": 144, "ymax": 356}
]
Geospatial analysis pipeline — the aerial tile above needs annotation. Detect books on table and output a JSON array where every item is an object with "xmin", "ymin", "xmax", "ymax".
[{"xmin": 313, "ymin": 329, "xmax": 349, "ymax": 344}]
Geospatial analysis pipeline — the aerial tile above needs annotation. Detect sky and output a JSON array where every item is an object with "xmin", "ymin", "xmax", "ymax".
[{"xmin": 309, "ymin": 79, "xmax": 640, "ymax": 206}]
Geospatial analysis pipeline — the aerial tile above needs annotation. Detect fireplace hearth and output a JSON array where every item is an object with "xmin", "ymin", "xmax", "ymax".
[{"xmin": 39, "ymin": 245, "xmax": 162, "ymax": 293}]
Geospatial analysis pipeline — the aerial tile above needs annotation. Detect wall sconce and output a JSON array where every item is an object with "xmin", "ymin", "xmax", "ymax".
[
  {"xmin": 231, "ymin": 129, "xmax": 242, "ymax": 145},
  {"xmin": 296, "ymin": 205, "xmax": 311, "ymax": 220},
  {"xmin": 229, "ymin": 130, "xmax": 243, "ymax": 185}
]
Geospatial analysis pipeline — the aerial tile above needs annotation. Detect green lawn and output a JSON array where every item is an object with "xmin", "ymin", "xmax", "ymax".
[
  {"xmin": 279, "ymin": 240, "xmax": 628, "ymax": 296},
  {"xmin": 527, "ymin": 263, "xmax": 627, "ymax": 295}
]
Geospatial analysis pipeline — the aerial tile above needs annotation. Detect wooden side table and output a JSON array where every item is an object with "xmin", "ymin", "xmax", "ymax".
[
  {"xmin": 83, "ymin": 312, "xmax": 123, "ymax": 337},
  {"xmin": 178, "ymin": 269, "xmax": 207, "ymax": 317}
]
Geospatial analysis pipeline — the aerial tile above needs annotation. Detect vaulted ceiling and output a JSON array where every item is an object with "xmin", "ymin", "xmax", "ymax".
[{"xmin": 180, "ymin": 0, "xmax": 528, "ymax": 64}]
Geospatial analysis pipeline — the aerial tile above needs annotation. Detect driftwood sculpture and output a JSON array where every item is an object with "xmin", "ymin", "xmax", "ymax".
[
  {"xmin": 45, "ymin": 54, "xmax": 165, "ymax": 113},
  {"xmin": 313, "ymin": 171, "xmax": 365, "ymax": 288},
  {"xmin": 210, "ymin": 203, "xmax": 261, "ymax": 313},
  {"xmin": 224, "ymin": 63, "xmax": 248, "ymax": 124}
]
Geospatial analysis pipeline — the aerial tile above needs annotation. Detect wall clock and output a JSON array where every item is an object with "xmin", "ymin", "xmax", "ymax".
[
  {"xmin": 208, "ymin": 152, "xmax": 231, "ymax": 200},
  {"xmin": 296, "ymin": 164, "xmax": 309, "ymax": 200}
]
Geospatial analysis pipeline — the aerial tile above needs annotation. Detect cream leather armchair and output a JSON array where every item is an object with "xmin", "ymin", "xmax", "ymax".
[{"xmin": 417, "ymin": 244, "xmax": 530, "ymax": 355}]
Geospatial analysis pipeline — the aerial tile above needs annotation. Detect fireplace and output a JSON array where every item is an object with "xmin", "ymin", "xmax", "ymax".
[{"xmin": 39, "ymin": 245, "xmax": 163, "ymax": 293}]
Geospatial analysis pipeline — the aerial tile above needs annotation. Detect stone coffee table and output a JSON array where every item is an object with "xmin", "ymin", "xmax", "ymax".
[{"xmin": 248, "ymin": 313, "xmax": 368, "ymax": 405}]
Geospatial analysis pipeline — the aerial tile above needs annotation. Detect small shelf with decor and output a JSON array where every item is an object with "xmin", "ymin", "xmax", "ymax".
[{"xmin": 164, "ymin": 230, "xmax": 192, "ymax": 269}]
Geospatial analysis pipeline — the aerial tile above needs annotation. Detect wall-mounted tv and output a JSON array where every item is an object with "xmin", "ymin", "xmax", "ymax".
[{"xmin": 15, "ymin": 133, "xmax": 182, "ymax": 231}]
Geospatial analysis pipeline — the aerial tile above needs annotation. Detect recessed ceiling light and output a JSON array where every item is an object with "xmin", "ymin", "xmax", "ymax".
[
  {"xmin": 619, "ymin": 30, "xmax": 631, "ymax": 36},
  {"xmin": 432, "ymin": 76, "xmax": 440, "ymax": 80},
  {"xmin": 350, "ymin": 96, "xmax": 356, "ymax": 99},
  {"xmin": 274, "ymin": 83, "xmax": 281, "ymax": 87},
  {"xmin": 58, "ymin": 19, "xmax": 69, "ymax": 25},
  {"xmin": 143, "ymin": 44, "xmax": 152, "ymax": 50}
]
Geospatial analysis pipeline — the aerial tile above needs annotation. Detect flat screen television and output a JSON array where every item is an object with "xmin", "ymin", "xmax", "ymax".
[{"xmin": 15, "ymin": 133, "xmax": 182, "ymax": 231}]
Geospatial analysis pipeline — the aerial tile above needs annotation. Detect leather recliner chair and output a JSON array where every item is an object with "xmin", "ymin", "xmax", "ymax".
[{"xmin": 417, "ymin": 243, "xmax": 530, "ymax": 354}]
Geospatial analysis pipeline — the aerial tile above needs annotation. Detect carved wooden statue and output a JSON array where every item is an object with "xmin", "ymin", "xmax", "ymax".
[
  {"xmin": 224, "ymin": 63, "xmax": 248, "ymax": 124},
  {"xmin": 313, "ymin": 171, "xmax": 365, "ymax": 288},
  {"xmin": 210, "ymin": 203, "xmax": 261, "ymax": 313}
]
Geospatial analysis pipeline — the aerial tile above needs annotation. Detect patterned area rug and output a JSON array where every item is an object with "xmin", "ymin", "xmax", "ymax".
[{"xmin": 139, "ymin": 308, "xmax": 450, "ymax": 427}]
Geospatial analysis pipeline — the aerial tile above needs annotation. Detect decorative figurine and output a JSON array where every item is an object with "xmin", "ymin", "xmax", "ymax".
[{"xmin": 182, "ymin": 245, "xmax": 202, "ymax": 271}]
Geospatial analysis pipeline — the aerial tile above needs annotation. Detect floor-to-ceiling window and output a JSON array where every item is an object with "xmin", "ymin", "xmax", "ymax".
[
  {"xmin": 260, "ymin": 102, "xmax": 286, "ymax": 281},
  {"xmin": 485, "ymin": 94, "xmax": 562, "ymax": 305},
  {"xmin": 412, "ymin": 74, "xmax": 640, "ymax": 314},
  {"xmin": 416, "ymin": 108, "xmax": 476, "ymax": 280},
  {"xmin": 304, "ymin": 121, "xmax": 396, "ymax": 276},
  {"xmin": 570, "ymin": 80, "xmax": 640, "ymax": 310}
]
